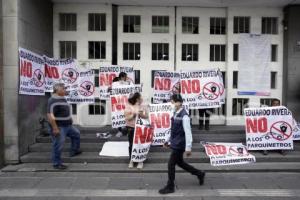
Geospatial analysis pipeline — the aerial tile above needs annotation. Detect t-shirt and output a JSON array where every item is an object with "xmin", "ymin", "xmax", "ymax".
[{"xmin": 47, "ymin": 95, "xmax": 73, "ymax": 127}]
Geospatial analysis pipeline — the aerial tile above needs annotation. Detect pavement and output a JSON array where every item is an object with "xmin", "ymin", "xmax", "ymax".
[{"xmin": 0, "ymin": 171, "xmax": 300, "ymax": 199}]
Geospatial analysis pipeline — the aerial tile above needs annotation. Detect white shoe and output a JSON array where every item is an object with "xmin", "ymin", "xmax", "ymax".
[
  {"xmin": 137, "ymin": 162, "xmax": 143, "ymax": 169},
  {"xmin": 128, "ymin": 161, "xmax": 134, "ymax": 168}
]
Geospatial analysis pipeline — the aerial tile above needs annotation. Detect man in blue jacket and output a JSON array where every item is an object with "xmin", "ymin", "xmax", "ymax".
[{"xmin": 159, "ymin": 94, "xmax": 205, "ymax": 194}]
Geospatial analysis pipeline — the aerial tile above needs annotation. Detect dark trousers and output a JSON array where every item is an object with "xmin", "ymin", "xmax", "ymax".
[
  {"xmin": 198, "ymin": 109, "xmax": 212, "ymax": 128},
  {"xmin": 126, "ymin": 126, "xmax": 135, "ymax": 160},
  {"xmin": 167, "ymin": 149, "xmax": 201, "ymax": 186}
]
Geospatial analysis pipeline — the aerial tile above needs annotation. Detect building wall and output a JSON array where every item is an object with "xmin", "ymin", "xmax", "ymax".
[
  {"xmin": 53, "ymin": 4, "xmax": 284, "ymax": 126},
  {"xmin": 0, "ymin": 0, "xmax": 4, "ymax": 167},
  {"xmin": 284, "ymin": 5, "xmax": 300, "ymax": 120}
]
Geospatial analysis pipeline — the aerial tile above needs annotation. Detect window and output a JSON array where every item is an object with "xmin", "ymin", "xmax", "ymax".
[
  {"xmin": 89, "ymin": 99, "xmax": 106, "ymax": 115},
  {"xmin": 233, "ymin": 16, "xmax": 250, "ymax": 33},
  {"xmin": 271, "ymin": 44, "xmax": 278, "ymax": 62},
  {"xmin": 232, "ymin": 98, "xmax": 249, "ymax": 115},
  {"xmin": 59, "ymin": 13, "xmax": 76, "ymax": 31},
  {"xmin": 210, "ymin": 45, "xmax": 226, "ymax": 61},
  {"xmin": 182, "ymin": 17, "xmax": 199, "ymax": 34},
  {"xmin": 152, "ymin": 16, "xmax": 169, "ymax": 33},
  {"xmin": 152, "ymin": 43, "xmax": 169, "ymax": 60},
  {"xmin": 233, "ymin": 44, "xmax": 239, "ymax": 61},
  {"xmin": 123, "ymin": 43, "xmax": 140, "ymax": 60},
  {"xmin": 71, "ymin": 104, "xmax": 77, "ymax": 115},
  {"xmin": 123, "ymin": 15, "xmax": 141, "ymax": 33},
  {"xmin": 221, "ymin": 71, "xmax": 226, "ymax": 87},
  {"xmin": 233, "ymin": 71, "xmax": 238, "ymax": 89},
  {"xmin": 88, "ymin": 13, "xmax": 106, "ymax": 31},
  {"xmin": 210, "ymin": 17, "xmax": 226, "ymax": 34},
  {"xmin": 88, "ymin": 41, "xmax": 106, "ymax": 59},
  {"xmin": 59, "ymin": 41, "xmax": 77, "ymax": 59},
  {"xmin": 94, "ymin": 69, "xmax": 99, "ymax": 87},
  {"xmin": 134, "ymin": 70, "xmax": 140, "ymax": 84},
  {"xmin": 182, "ymin": 44, "xmax": 198, "ymax": 61},
  {"xmin": 262, "ymin": 17, "xmax": 278, "ymax": 34},
  {"xmin": 260, "ymin": 98, "xmax": 277, "ymax": 107},
  {"xmin": 271, "ymin": 71, "xmax": 277, "ymax": 89}
]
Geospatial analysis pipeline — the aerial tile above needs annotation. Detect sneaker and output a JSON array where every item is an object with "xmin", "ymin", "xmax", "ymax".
[
  {"xmin": 263, "ymin": 150, "xmax": 268, "ymax": 155},
  {"xmin": 53, "ymin": 164, "xmax": 68, "ymax": 170},
  {"xmin": 197, "ymin": 171, "xmax": 205, "ymax": 185},
  {"xmin": 158, "ymin": 185, "xmax": 175, "ymax": 194},
  {"xmin": 128, "ymin": 161, "xmax": 134, "ymax": 169},
  {"xmin": 137, "ymin": 162, "xmax": 143, "ymax": 169},
  {"xmin": 115, "ymin": 131, "xmax": 123, "ymax": 137},
  {"xmin": 70, "ymin": 150, "xmax": 82, "ymax": 157}
]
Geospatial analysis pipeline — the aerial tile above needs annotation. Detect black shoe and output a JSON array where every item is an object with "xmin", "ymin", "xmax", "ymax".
[
  {"xmin": 197, "ymin": 171, "xmax": 205, "ymax": 185},
  {"xmin": 53, "ymin": 164, "xmax": 68, "ymax": 170},
  {"xmin": 262, "ymin": 150, "xmax": 268, "ymax": 155},
  {"xmin": 205, "ymin": 126, "xmax": 210, "ymax": 131},
  {"xmin": 198, "ymin": 125, "xmax": 204, "ymax": 130},
  {"xmin": 158, "ymin": 185, "xmax": 175, "ymax": 194},
  {"xmin": 70, "ymin": 150, "xmax": 82, "ymax": 157}
]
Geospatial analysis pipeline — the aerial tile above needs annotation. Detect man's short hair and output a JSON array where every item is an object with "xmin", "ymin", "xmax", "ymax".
[
  {"xmin": 272, "ymin": 98, "xmax": 280, "ymax": 104},
  {"xmin": 171, "ymin": 94, "xmax": 183, "ymax": 103},
  {"xmin": 53, "ymin": 83, "xmax": 65, "ymax": 93}
]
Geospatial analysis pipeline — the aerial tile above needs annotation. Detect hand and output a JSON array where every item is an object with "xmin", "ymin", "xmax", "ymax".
[
  {"xmin": 185, "ymin": 151, "xmax": 192, "ymax": 157},
  {"xmin": 53, "ymin": 128, "xmax": 60, "ymax": 136}
]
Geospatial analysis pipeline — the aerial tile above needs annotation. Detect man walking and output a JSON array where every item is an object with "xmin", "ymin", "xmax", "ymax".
[
  {"xmin": 47, "ymin": 83, "xmax": 82, "ymax": 169},
  {"xmin": 159, "ymin": 94, "xmax": 205, "ymax": 194}
]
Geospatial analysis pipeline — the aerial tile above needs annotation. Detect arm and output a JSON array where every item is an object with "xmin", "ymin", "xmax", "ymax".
[
  {"xmin": 47, "ymin": 113, "xmax": 60, "ymax": 136},
  {"xmin": 124, "ymin": 106, "xmax": 137, "ymax": 121},
  {"xmin": 182, "ymin": 115, "xmax": 193, "ymax": 153}
]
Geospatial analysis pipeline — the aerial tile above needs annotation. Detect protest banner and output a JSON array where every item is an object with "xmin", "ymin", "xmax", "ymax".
[
  {"xmin": 244, "ymin": 106, "xmax": 294, "ymax": 150},
  {"xmin": 44, "ymin": 56, "xmax": 77, "ymax": 92},
  {"xmin": 202, "ymin": 142, "xmax": 256, "ymax": 166},
  {"xmin": 131, "ymin": 117, "xmax": 153, "ymax": 162},
  {"xmin": 293, "ymin": 120, "xmax": 300, "ymax": 140},
  {"xmin": 180, "ymin": 69, "xmax": 222, "ymax": 109},
  {"xmin": 66, "ymin": 69, "xmax": 95, "ymax": 104},
  {"xmin": 99, "ymin": 66, "xmax": 134, "ymax": 100},
  {"xmin": 19, "ymin": 47, "xmax": 45, "ymax": 96},
  {"xmin": 153, "ymin": 71, "xmax": 180, "ymax": 103},
  {"xmin": 149, "ymin": 103, "xmax": 173, "ymax": 146},
  {"xmin": 218, "ymin": 70, "xmax": 225, "ymax": 104},
  {"xmin": 110, "ymin": 84, "xmax": 143, "ymax": 128}
]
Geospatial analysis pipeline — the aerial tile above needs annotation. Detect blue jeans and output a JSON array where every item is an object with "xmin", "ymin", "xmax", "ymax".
[{"xmin": 49, "ymin": 125, "xmax": 80, "ymax": 166}]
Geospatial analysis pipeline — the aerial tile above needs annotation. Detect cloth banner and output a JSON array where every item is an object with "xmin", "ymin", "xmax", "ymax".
[
  {"xmin": 110, "ymin": 84, "xmax": 143, "ymax": 128},
  {"xmin": 19, "ymin": 47, "xmax": 45, "ymax": 95},
  {"xmin": 99, "ymin": 66, "xmax": 134, "ymax": 100},
  {"xmin": 244, "ymin": 106, "xmax": 294, "ymax": 150},
  {"xmin": 66, "ymin": 69, "xmax": 95, "ymax": 104},
  {"xmin": 293, "ymin": 120, "xmax": 300, "ymax": 140},
  {"xmin": 131, "ymin": 118, "xmax": 153, "ymax": 162},
  {"xmin": 44, "ymin": 56, "xmax": 77, "ymax": 92},
  {"xmin": 238, "ymin": 34, "xmax": 271, "ymax": 96},
  {"xmin": 149, "ymin": 103, "xmax": 173, "ymax": 146},
  {"xmin": 180, "ymin": 69, "xmax": 222, "ymax": 109},
  {"xmin": 202, "ymin": 142, "xmax": 256, "ymax": 166},
  {"xmin": 218, "ymin": 70, "xmax": 225, "ymax": 104},
  {"xmin": 153, "ymin": 71, "xmax": 180, "ymax": 103},
  {"xmin": 99, "ymin": 141, "xmax": 129, "ymax": 157}
]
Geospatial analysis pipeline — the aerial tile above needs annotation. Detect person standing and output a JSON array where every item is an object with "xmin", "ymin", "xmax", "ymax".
[
  {"xmin": 124, "ymin": 92, "xmax": 148, "ymax": 169},
  {"xmin": 198, "ymin": 108, "xmax": 213, "ymax": 130},
  {"xmin": 47, "ymin": 83, "xmax": 82, "ymax": 169},
  {"xmin": 159, "ymin": 94, "xmax": 205, "ymax": 194}
]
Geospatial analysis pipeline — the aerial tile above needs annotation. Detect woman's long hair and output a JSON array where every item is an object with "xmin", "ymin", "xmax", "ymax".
[{"xmin": 128, "ymin": 92, "xmax": 141, "ymax": 105}]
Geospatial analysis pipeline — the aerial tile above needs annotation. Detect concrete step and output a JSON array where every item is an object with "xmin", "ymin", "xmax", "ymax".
[
  {"xmin": 20, "ymin": 151, "xmax": 300, "ymax": 164},
  {"xmin": 3, "ymin": 162, "xmax": 300, "ymax": 173},
  {"xmin": 36, "ymin": 133, "xmax": 246, "ymax": 143}
]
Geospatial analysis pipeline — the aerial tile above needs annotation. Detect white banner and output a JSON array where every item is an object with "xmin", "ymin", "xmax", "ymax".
[
  {"xmin": 203, "ymin": 142, "xmax": 256, "ymax": 166},
  {"xmin": 180, "ymin": 69, "xmax": 222, "ymax": 109},
  {"xmin": 99, "ymin": 66, "xmax": 134, "ymax": 100},
  {"xmin": 149, "ymin": 103, "xmax": 173, "ymax": 146},
  {"xmin": 153, "ymin": 71, "xmax": 180, "ymax": 103},
  {"xmin": 245, "ymin": 106, "xmax": 294, "ymax": 150},
  {"xmin": 19, "ymin": 48, "xmax": 45, "ymax": 96},
  {"xmin": 110, "ymin": 84, "xmax": 143, "ymax": 128},
  {"xmin": 218, "ymin": 70, "xmax": 225, "ymax": 104},
  {"xmin": 66, "ymin": 70, "xmax": 95, "ymax": 104},
  {"xmin": 238, "ymin": 34, "xmax": 271, "ymax": 96},
  {"xmin": 293, "ymin": 120, "xmax": 300, "ymax": 140},
  {"xmin": 131, "ymin": 118, "xmax": 153, "ymax": 162},
  {"xmin": 44, "ymin": 56, "xmax": 77, "ymax": 92}
]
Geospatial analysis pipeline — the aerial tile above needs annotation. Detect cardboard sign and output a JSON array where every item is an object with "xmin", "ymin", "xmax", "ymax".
[
  {"xmin": 180, "ymin": 69, "xmax": 222, "ymax": 109},
  {"xmin": 153, "ymin": 71, "xmax": 180, "ymax": 103},
  {"xmin": 19, "ymin": 48, "xmax": 45, "ymax": 95},
  {"xmin": 99, "ymin": 66, "xmax": 134, "ymax": 100},
  {"xmin": 110, "ymin": 84, "xmax": 143, "ymax": 128},
  {"xmin": 131, "ymin": 118, "xmax": 153, "ymax": 162},
  {"xmin": 293, "ymin": 120, "xmax": 300, "ymax": 141},
  {"xmin": 203, "ymin": 142, "xmax": 256, "ymax": 166},
  {"xmin": 149, "ymin": 103, "xmax": 173, "ymax": 146},
  {"xmin": 244, "ymin": 106, "xmax": 294, "ymax": 150}
]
